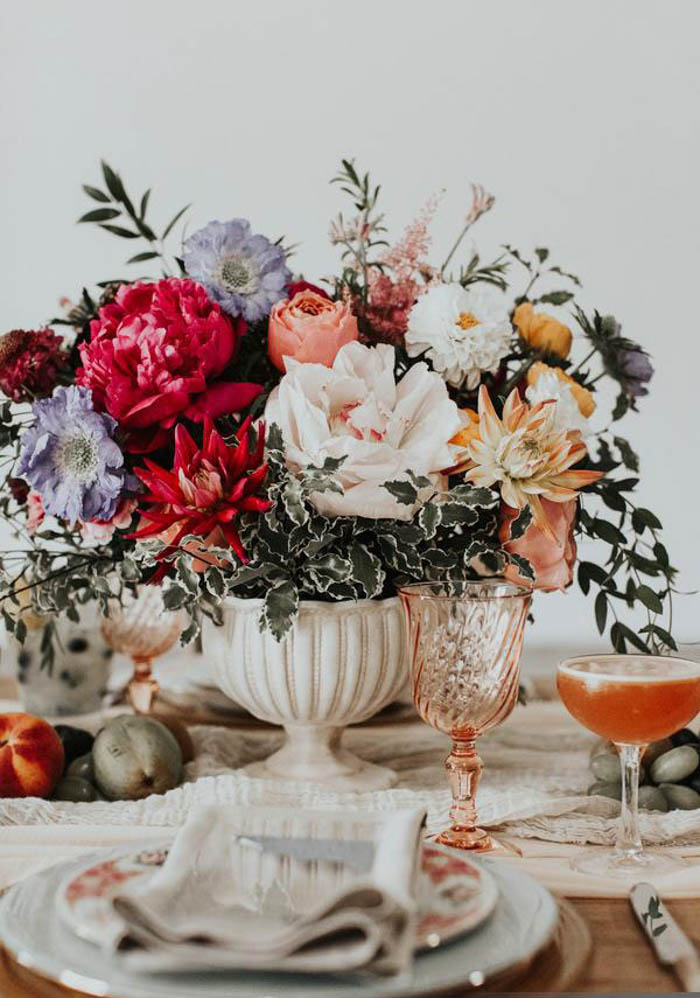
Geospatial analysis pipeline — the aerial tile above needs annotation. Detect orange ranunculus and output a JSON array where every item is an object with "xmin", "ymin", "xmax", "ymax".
[
  {"xmin": 526, "ymin": 361, "xmax": 596, "ymax": 418},
  {"xmin": 447, "ymin": 409, "xmax": 480, "ymax": 474},
  {"xmin": 268, "ymin": 290, "xmax": 359, "ymax": 372},
  {"xmin": 513, "ymin": 302, "xmax": 572, "ymax": 359},
  {"xmin": 500, "ymin": 498, "xmax": 578, "ymax": 591}
]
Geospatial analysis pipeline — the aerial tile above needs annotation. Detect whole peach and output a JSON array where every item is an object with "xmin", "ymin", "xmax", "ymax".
[{"xmin": 0, "ymin": 713, "xmax": 65, "ymax": 798}]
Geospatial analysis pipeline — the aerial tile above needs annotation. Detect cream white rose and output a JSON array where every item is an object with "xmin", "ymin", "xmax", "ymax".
[{"xmin": 265, "ymin": 340, "xmax": 463, "ymax": 519}]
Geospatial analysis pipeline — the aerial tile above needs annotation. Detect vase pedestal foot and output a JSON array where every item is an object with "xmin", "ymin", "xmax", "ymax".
[{"xmin": 243, "ymin": 724, "xmax": 397, "ymax": 791}]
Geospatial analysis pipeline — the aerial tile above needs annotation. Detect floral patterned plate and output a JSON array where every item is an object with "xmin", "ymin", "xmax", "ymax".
[{"xmin": 56, "ymin": 840, "xmax": 498, "ymax": 952}]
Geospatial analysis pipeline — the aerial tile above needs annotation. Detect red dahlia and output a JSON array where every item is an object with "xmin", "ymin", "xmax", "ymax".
[
  {"xmin": 0, "ymin": 329, "xmax": 67, "ymax": 402},
  {"xmin": 131, "ymin": 417, "xmax": 272, "ymax": 580}
]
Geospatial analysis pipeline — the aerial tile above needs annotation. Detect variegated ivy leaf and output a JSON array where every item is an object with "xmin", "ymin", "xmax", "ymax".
[
  {"xmin": 418, "ymin": 502, "xmax": 441, "ymax": 539},
  {"xmin": 349, "ymin": 542, "xmax": 385, "ymax": 597},
  {"xmin": 377, "ymin": 533, "xmax": 422, "ymax": 573},
  {"xmin": 467, "ymin": 542, "xmax": 507, "ymax": 576},
  {"xmin": 176, "ymin": 555, "xmax": 200, "ymax": 594},
  {"xmin": 265, "ymin": 423, "xmax": 285, "ymax": 455},
  {"xmin": 281, "ymin": 476, "xmax": 307, "ymax": 527},
  {"xmin": 203, "ymin": 566, "xmax": 225, "ymax": 599},
  {"xmin": 262, "ymin": 577, "xmax": 299, "ymax": 641},
  {"xmin": 305, "ymin": 553, "xmax": 354, "ymax": 592},
  {"xmin": 508, "ymin": 506, "xmax": 533, "ymax": 541},
  {"xmin": 180, "ymin": 613, "xmax": 201, "ymax": 646},
  {"xmin": 420, "ymin": 547, "xmax": 461, "ymax": 571},
  {"xmin": 408, "ymin": 471, "xmax": 433, "ymax": 490},
  {"xmin": 161, "ymin": 582, "xmax": 189, "ymax": 610},
  {"xmin": 228, "ymin": 563, "xmax": 279, "ymax": 588},
  {"xmin": 505, "ymin": 552, "xmax": 535, "ymax": 581},
  {"xmin": 439, "ymin": 503, "xmax": 480, "ymax": 528},
  {"xmin": 383, "ymin": 479, "xmax": 418, "ymax": 506},
  {"xmin": 447, "ymin": 485, "xmax": 498, "ymax": 508}
]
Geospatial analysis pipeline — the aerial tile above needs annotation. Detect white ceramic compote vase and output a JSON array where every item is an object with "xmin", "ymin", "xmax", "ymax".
[{"xmin": 206, "ymin": 595, "xmax": 408, "ymax": 789}]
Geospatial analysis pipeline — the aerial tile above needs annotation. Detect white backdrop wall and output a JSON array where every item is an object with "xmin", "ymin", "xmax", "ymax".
[{"xmin": 1, "ymin": 0, "xmax": 699, "ymax": 645}]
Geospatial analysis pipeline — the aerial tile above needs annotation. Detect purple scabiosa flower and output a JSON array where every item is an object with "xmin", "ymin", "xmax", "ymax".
[
  {"xmin": 183, "ymin": 219, "xmax": 291, "ymax": 323},
  {"xmin": 16, "ymin": 386, "xmax": 134, "ymax": 524}
]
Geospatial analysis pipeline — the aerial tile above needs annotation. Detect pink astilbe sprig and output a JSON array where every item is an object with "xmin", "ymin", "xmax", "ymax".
[
  {"xmin": 362, "ymin": 192, "xmax": 443, "ymax": 343},
  {"xmin": 379, "ymin": 190, "xmax": 443, "ymax": 282}
]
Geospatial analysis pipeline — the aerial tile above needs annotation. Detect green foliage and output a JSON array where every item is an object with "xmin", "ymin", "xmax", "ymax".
[
  {"xmin": 78, "ymin": 161, "xmax": 190, "ymax": 273},
  {"xmin": 576, "ymin": 460, "xmax": 677, "ymax": 654},
  {"xmin": 330, "ymin": 158, "xmax": 388, "ymax": 307},
  {"xmin": 151, "ymin": 431, "xmax": 507, "ymax": 642}
]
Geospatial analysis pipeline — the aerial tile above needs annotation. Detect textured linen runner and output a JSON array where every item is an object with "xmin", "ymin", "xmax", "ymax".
[
  {"xmin": 110, "ymin": 804, "xmax": 425, "ymax": 976},
  {"xmin": 5, "ymin": 702, "xmax": 700, "ymax": 848}
]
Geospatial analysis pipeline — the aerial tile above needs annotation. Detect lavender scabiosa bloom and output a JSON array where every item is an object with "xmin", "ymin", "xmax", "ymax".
[
  {"xmin": 184, "ymin": 219, "xmax": 291, "ymax": 323},
  {"xmin": 16, "ymin": 386, "xmax": 133, "ymax": 524}
]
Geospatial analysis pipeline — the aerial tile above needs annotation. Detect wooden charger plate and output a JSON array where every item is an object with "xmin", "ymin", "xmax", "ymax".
[{"xmin": 0, "ymin": 900, "xmax": 590, "ymax": 997}]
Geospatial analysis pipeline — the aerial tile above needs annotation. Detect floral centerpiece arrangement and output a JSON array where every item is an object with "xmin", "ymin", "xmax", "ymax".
[{"xmin": 0, "ymin": 159, "xmax": 676, "ymax": 668}]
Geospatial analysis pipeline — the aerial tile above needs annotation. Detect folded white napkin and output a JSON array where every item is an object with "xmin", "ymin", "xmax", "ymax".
[{"xmin": 112, "ymin": 804, "xmax": 426, "ymax": 976}]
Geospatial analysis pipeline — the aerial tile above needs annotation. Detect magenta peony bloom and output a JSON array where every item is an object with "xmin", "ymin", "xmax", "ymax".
[{"xmin": 77, "ymin": 279, "xmax": 263, "ymax": 452}]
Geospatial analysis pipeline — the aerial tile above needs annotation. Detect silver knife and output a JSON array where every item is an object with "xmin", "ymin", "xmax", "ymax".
[{"xmin": 630, "ymin": 882, "xmax": 700, "ymax": 992}]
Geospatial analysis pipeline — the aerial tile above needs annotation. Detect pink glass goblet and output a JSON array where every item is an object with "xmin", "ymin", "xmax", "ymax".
[
  {"xmin": 100, "ymin": 586, "xmax": 184, "ymax": 713},
  {"xmin": 399, "ymin": 580, "xmax": 531, "ymax": 851}
]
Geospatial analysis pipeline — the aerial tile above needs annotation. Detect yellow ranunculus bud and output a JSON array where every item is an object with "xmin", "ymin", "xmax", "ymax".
[
  {"xmin": 513, "ymin": 302, "xmax": 572, "ymax": 359},
  {"xmin": 526, "ymin": 361, "xmax": 596, "ymax": 418}
]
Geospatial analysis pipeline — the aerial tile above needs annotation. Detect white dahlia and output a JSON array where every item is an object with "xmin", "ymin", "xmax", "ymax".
[
  {"xmin": 265, "ymin": 340, "xmax": 463, "ymax": 519},
  {"xmin": 405, "ymin": 282, "xmax": 512, "ymax": 389}
]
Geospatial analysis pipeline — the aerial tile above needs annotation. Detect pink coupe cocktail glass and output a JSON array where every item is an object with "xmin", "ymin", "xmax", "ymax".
[{"xmin": 558, "ymin": 653, "xmax": 700, "ymax": 878}]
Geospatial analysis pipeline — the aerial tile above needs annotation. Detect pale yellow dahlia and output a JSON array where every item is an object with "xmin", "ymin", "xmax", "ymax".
[{"xmin": 463, "ymin": 386, "xmax": 603, "ymax": 529}]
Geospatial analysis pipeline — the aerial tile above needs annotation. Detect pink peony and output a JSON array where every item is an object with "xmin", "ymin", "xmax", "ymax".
[
  {"xmin": 268, "ymin": 289, "xmax": 359, "ymax": 372},
  {"xmin": 499, "ymin": 498, "xmax": 578, "ymax": 592},
  {"xmin": 79, "ymin": 498, "xmax": 137, "ymax": 545},
  {"xmin": 77, "ymin": 279, "xmax": 263, "ymax": 452}
]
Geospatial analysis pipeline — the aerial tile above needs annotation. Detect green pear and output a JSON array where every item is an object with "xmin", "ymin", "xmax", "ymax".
[{"xmin": 93, "ymin": 715, "xmax": 183, "ymax": 801}]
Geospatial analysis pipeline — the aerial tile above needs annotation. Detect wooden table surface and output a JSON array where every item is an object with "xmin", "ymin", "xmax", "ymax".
[{"xmin": 571, "ymin": 897, "xmax": 699, "ymax": 993}]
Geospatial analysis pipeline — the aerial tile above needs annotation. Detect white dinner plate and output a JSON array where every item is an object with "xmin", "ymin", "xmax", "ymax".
[
  {"xmin": 0, "ymin": 850, "xmax": 557, "ymax": 997},
  {"xmin": 55, "ymin": 840, "xmax": 498, "ymax": 952}
]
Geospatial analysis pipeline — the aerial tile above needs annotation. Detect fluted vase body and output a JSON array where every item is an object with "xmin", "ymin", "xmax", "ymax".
[{"xmin": 206, "ymin": 595, "xmax": 408, "ymax": 789}]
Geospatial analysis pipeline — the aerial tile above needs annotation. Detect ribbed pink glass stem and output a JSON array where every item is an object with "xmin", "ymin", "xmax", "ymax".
[{"xmin": 100, "ymin": 587, "xmax": 184, "ymax": 713}]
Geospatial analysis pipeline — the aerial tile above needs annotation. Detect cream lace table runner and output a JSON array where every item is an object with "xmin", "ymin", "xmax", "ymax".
[{"xmin": 3, "ymin": 702, "xmax": 700, "ymax": 848}]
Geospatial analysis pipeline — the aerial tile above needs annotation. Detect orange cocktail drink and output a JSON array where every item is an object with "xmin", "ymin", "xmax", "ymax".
[
  {"xmin": 557, "ymin": 656, "xmax": 700, "ymax": 745},
  {"xmin": 557, "ymin": 654, "xmax": 700, "ymax": 880}
]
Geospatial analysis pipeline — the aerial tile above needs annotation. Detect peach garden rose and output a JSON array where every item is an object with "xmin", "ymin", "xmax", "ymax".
[
  {"xmin": 268, "ymin": 289, "xmax": 359, "ymax": 372},
  {"xmin": 500, "ymin": 497, "xmax": 578, "ymax": 591}
]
